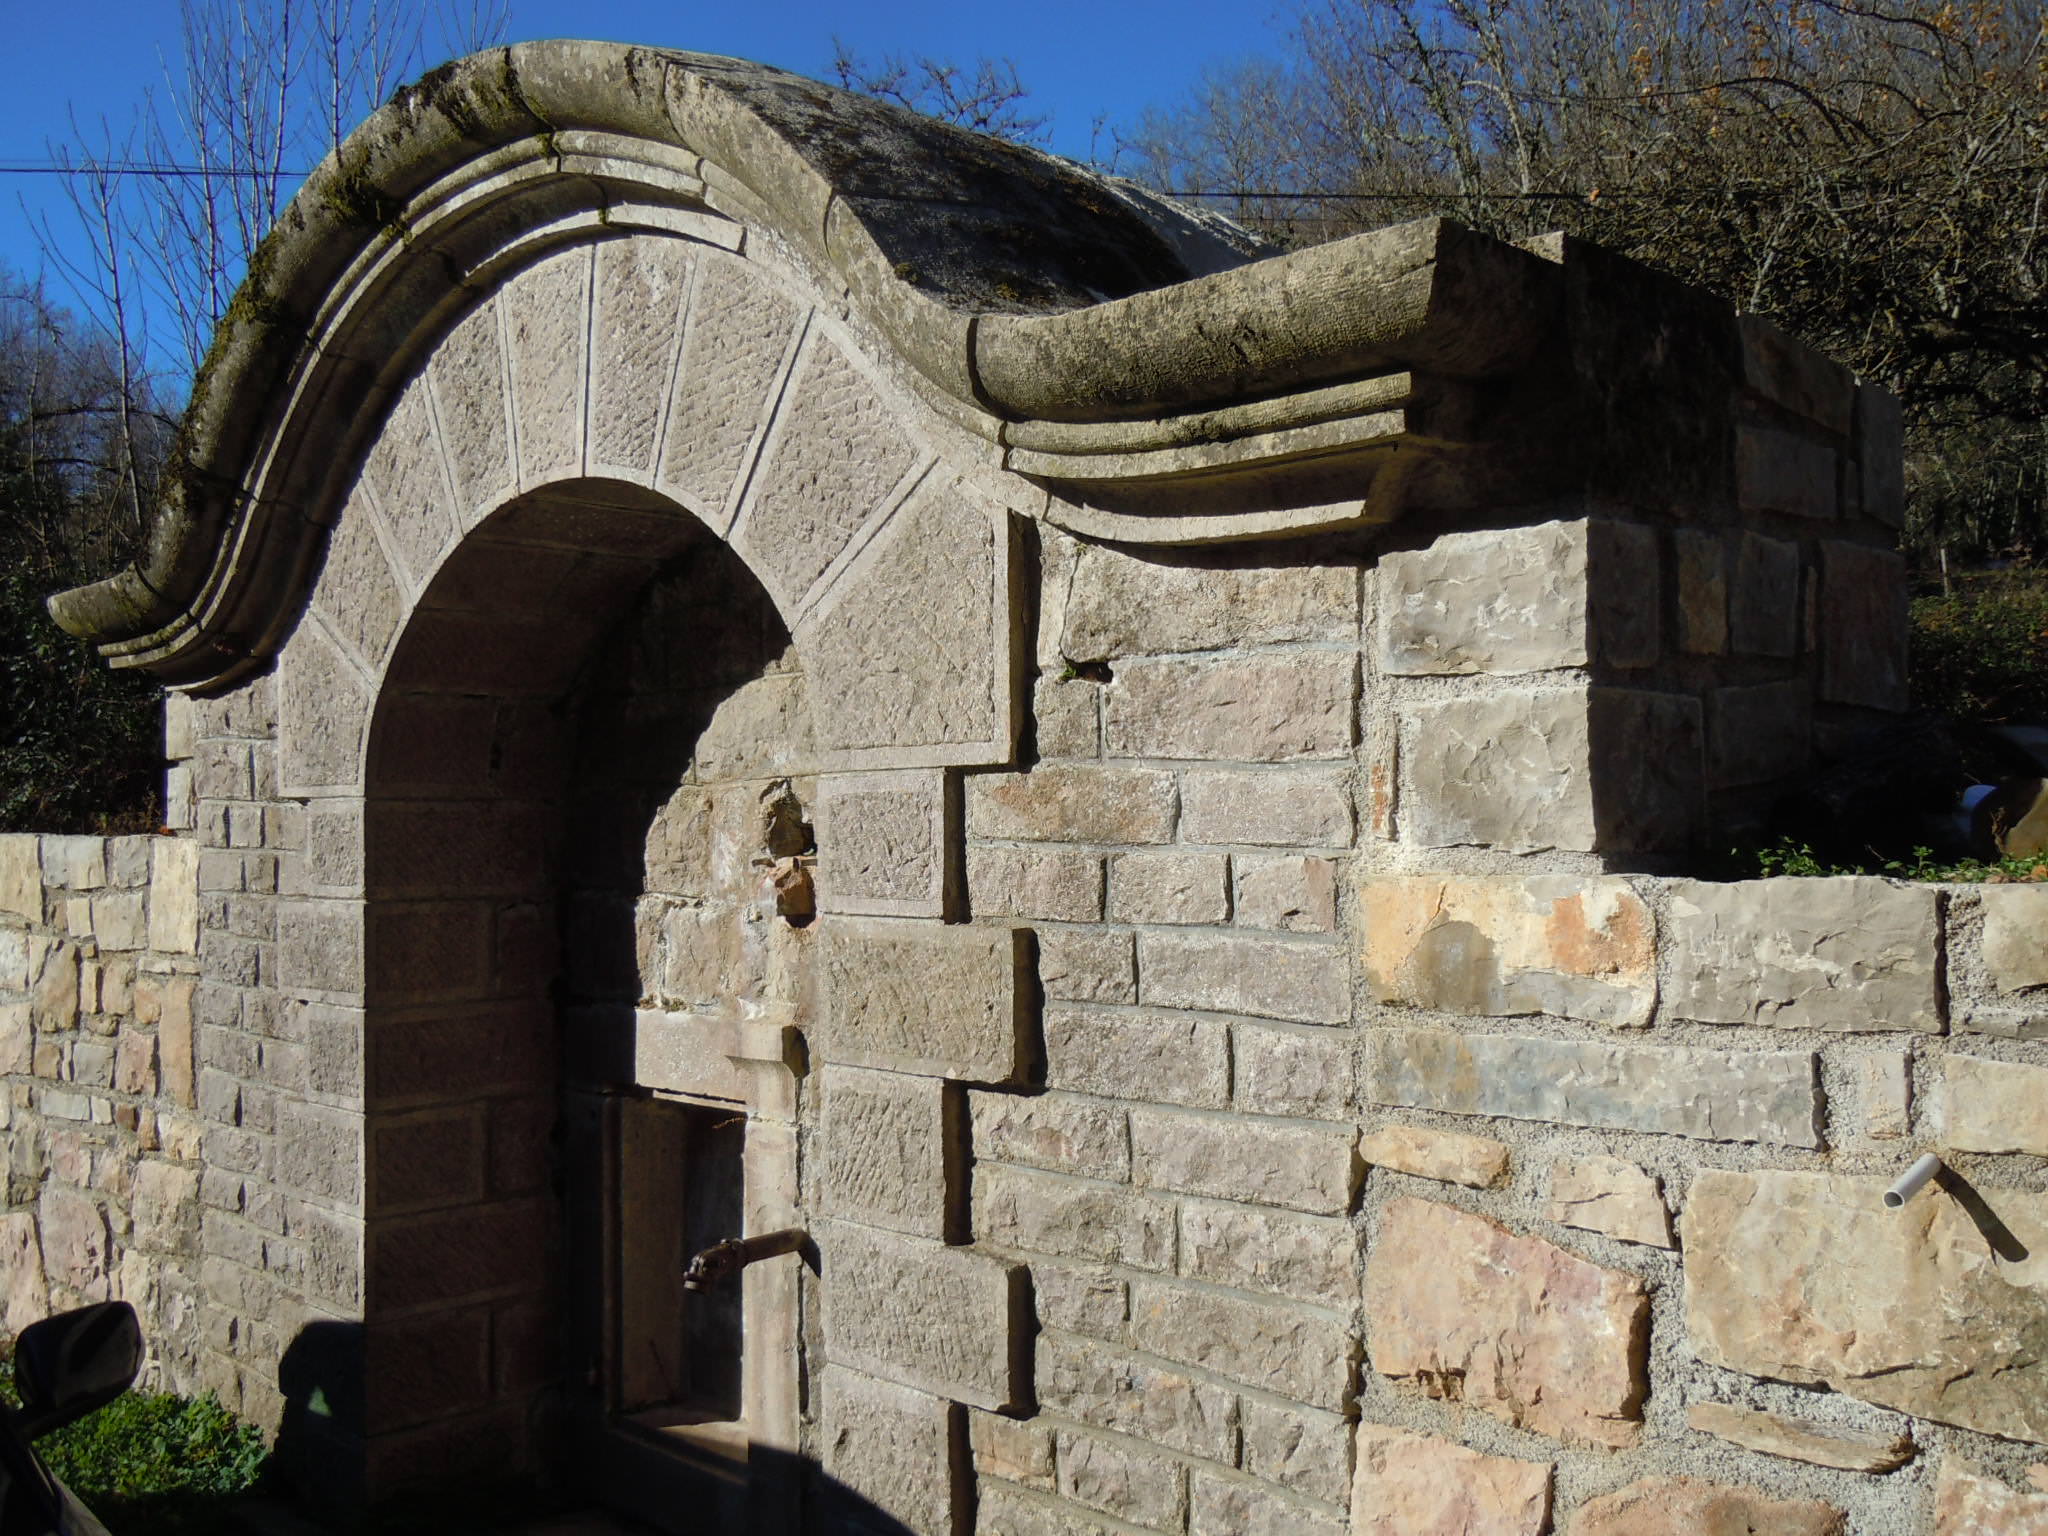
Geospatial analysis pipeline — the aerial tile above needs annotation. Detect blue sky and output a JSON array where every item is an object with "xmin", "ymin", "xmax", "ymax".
[{"xmin": 1, "ymin": 0, "xmax": 1292, "ymax": 333}]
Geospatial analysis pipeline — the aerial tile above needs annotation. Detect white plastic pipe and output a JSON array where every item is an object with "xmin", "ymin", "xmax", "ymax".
[{"xmin": 1884, "ymin": 1153, "xmax": 1944, "ymax": 1209}]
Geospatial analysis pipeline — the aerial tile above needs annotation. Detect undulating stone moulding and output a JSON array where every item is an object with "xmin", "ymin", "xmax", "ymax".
[{"xmin": 4, "ymin": 36, "xmax": 2043, "ymax": 1536}]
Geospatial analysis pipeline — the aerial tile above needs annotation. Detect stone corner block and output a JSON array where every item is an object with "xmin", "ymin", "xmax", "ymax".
[{"xmin": 821, "ymin": 918, "xmax": 1032, "ymax": 1083}]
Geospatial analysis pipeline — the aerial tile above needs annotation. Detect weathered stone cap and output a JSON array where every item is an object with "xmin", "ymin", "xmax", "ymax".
[{"xmin": 48, "ymin": 41, "xmax": 1560, "ymax": 682}]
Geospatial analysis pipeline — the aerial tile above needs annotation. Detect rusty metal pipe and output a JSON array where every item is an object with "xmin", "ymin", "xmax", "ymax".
[{"xmin": 683, "ymin": 1228, "xmax": 808, "ymax": 1292}]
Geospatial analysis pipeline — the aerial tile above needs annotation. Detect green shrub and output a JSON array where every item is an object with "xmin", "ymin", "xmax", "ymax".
[{"xmin": 1909, "ymin": 568, "xmax": 2048, "ymax": 721}]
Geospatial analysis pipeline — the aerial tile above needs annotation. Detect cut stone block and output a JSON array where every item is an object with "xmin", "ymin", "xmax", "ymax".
[
  {"xmin": 1044, "ymin": 1005, "xmax": 1228, "ymax": 1109},
  {"xmin": 1981, "ymin": 885, "xmax": 2048, "ymax": 993},
  {"xmin": 1063, "ymin": 545, "xmax": 1357, "ymax": 659},
  {"xmin": 1350, "ymin": 1425, "xmax": 1551, "ymax": 1536},
  {"xmin": 1130, "ymin": 1108, "xmax": 1357, "ymax": 1215},
  {"xmin": 815, "ymin": 769, "xmax": 949, "ymax": 919},
  {"xmin": 1369, "ymin": 1028, "xmax": 1823, "ymax": 1147},
  {"xmin": 502, "ymin": 247, "xmax": 590, "ymax": 490},
  {"xmin": 1569, "ymin": 1476, "xmax": 1843, "ymax": 1536},
  {"xmin": 588, "ymin": 236, "xmax": 694, "ymax": 479},
  {"xmin": 1546, "ymin": 1155, "xmax": 1672, "ymax": 1248},
  {"xmin": 1128, "ymin": 1275, "xmax": 1357, "ymax": 1410},
  {"xmin": 967, "ymin": 764, "xmax": 1177, "ymax": 846},
  {"xmin": 969, "ymin": 1090, "xmax": 1128, "ymax": 1182},
  {"xmin": 820, "ymin": 919, "xmax": 1030, "ymax": 1082},
  {"xmin": 1937, "ymin": 1055, "xmax": 2048, "ymax": 1158},
  {"xmin": 1663, "ymin": 877, "xmax": 1940, "ymax": 1032},
  {"xmin": 1108, "ymin": 851, "xmax": 1228, "ymax": 925},
  {"xmin": 148, "ymin": 838, "xmax": 200, "ymax": 955},
  {"xmin": 818, "ymin": 1065, "xmax": 958, "ymax": 1239},
  {"xmin": 1737, "ymin": 422, "xmax": 1838, "ymax": 520},
  {"xmin": 1177, "ymin": 1198, "xmax": 1357, "ymax": 1307},
  {"xmin": 1137, "ymin": 930, "xmax": 1349, "ymax": 1025},
  {"xmin": 1103, "ymin": 652, "xmax": 1357, "ymax": 762},
  {"xmin": 1378, "ymin": 520, "xmax": 1592, "ymax": 676},
  {"xmin": 1683, "ymin": 1169, "xmax": 2048, "ymax": 1444},
  {"xmin": 819, "ymin": 1366, "xmax": 961, "ymax": 1536},
  {"xmin": 822, "ymin": 1222, "xmax": 1028, "ymax": 1412},
  {"xmin": 969, "ymin": 846, "xmax": 1103, "ymax": 924},
  {"xmin": 1730, "ymin": 532, "xmax": 1801, "ymax": 657},
  {"xmin": 973, "ymin": 1163, "xmax": 1174, "ymax": 1270},
  {"xmin": 1360, "ymin": 874, "xmax": 1653, "ymax": 1027},
  {"xmin": 1366, "ymin": 1196, "xmax": 1647, "ymax": 1448},
  {"xmin": 1360, "ymin": 1125, "xmax": 1509, "ymax": 1189},
  {"xmin": 1179, "ymin": 767, "xmax": 1352, "ymax": 849},
  {"xmin": 1234, "ymin": 855, "xmax": 1336, "ymax": 933}
]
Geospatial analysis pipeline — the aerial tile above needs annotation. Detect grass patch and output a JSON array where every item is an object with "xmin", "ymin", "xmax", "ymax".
[
  {"xmin": 0, "ymin": 1363, "xmax": 268, "ymax": 1535},
  {"xmin": 1742, "ymin": 839, "xmax": 2048, "ymax": 882}
]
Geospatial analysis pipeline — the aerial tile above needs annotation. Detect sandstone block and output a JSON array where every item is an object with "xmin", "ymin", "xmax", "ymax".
[
  {"xmin": 1708, "ymin": 679, "xmax": 1812, "ymax": 787},
  {"xmin": 1190, "ymin": 1470, "xmax": 1343, "ymax": 1536},
  {"xmin": 1108, "ymin": 851, "xmax": 1228, "ymax": 925},
  {"xmin": 970, "ymin": 1409, "xmax": 1054, "ymax": 1493},
  {"xmin": 1129, "ymin": 1276, "xmax": 1357, "ymax": 1409},
  {"xmin": 1369, "ymin": 1028, "xmax": 1823, "ymax": 1146},
  {"xmin": 1737, "ymin": 422, "xmax": 1838, "ymax": 520},
  {"xmin": 818, "ymin": 1066, "xmax": 957, "ymax": 1239},
  {"xmin": 967, "ymin": 765, "xmax": 1176, "ymax": 845},
  {"xmin": 814, "ymin": 770, "xmax": 948, "ymax": 919},
  {"xmin": 1063, "ymin": 544, "xmax": 1357, "ymax": 659},
  {"xmin": 1360, "ymin": 874, "xmax": 1653, "ymax": 1027},
  {"xmin": 41, "ymin": 836, "xmax": 106, "ymax": 891},
  {"xmin": 1569, "ymin": 1476, "xmax": 1843, "ymax": 1536},
  {"xmin": 0, "ymin": 1213, "xmax": 48, "ymax": 1338},
  {"xmin": 1241, "ymin": 1397, "xmax": 1350, "ymax": 1506},
  {"xmin": 1032, "ymin": 1261, "xmax": 1127, "ymax": 1341},
  {"xmin": 1234, "ymin": 855, "xmax": 1335, "ymax": 933},
  {"xmin": 1377, "ymin": 520, "xmax": 1590, "ymax": 676},
  {"xmin": 819, "ymin": 1366, "xmax": 960, "ymax": 1536},
  {"xmin": 1939, "ymin": 1054, "xmax": 2048, "ymax": 1157},
  {"xmin": 1982, "ymin": 885, "xmax": 2048, "ymax": 993},
  {"xmin": 502, "ymin": 248, "xmax": 588, "ymax": 490},
  {"xmin": 1935, "ymin": 1461, "xmax": 2048, "ymax": 1535},
  {"xmin": 969, "ymin": 846, "xmax": 1103, "ymax": 923},
  {"xmin": 277, "ymin": 622, "xmax": 369, "ymax": 791},
  {"xmin": 1818, "ymin": 541, "xmax": 1909, "ymax": 709},
  {"xmin": 1739, "ymin": 313, "xmax": 1856, "ymax": 434},
  {"xmin": 1103, "ymin": 653, "xmax": 1357, "ymax": 762},
  {"xmin": 1674, "ymin": 528, "xmax": 1729, "ymax": 654},
  {"xmin": 0, "ymin": 838, "xmax": 39, "ymax": 922},
  {"xmin": 975, "ymin": 1483, "xmax": 1117, "ymax": 1536},
  {"xmin": 1045, "ymin": 1006, "xmax": 1229, "ymax": 1109},
  {"xmin": 147, "ymin": 838, "xmax": 200, "ymax": 955},
  {"xmin": 1350, "ymin": 1425, "xmax": 1551, "ymax": 1536},
  {"xmin": 824, "ymin": 1222, "xmax": 1028, "ymax": 1411},
  {"xmin": 0, "ymin": 1004, "xmax": 28, "ymax": 1076},
  {"xmin": 1547, "ymin": 1155, "xmax": 1672, "ymax": 1247},
  {"xmin": 587, "ymin": 237, "xmax": 692, "ymax": 478},
  {"xmin": 40, "ymin": 1188, "xmax": 110, "ymax": 1301},
  {"xmin": 1856, "ymin": 1052, "xmax": 1913, "ymax": 1141},
  {"xmin": 1037, "ymin": 1328, "xmax": 1237, "ymax": 1459},
  {"xmin": 1033, "ymin": 672, "xmax": 1100, "ymax": 760},
  {"xmin": 1730, "ymin": 532, "xmax": 1801, "ymax": 657},
  {"xmin": 1179, "ymin": 767, "xmax": 1353, "ymax": 848},
  {"xmin": 1683, "ymin": 1168, "xmax": 2048, "ymax": 1443},
  {"xmin": 1367, "ymin": 1196, "xmax": 1647, "ymax": 1448},
  {"xmin": 1685, "ymin": 1402, "xmax": 1911, "ymax": 1473},
  {"xmin": 821, "ymin": 919, "xmax": 1029, "ymax": 1083},
  {"xmin": 974, "ymin": 1163, "xmax": 1174, "ymax": 1270},
  {"xmin": 132, "ymin": 1161, "xmax": 201, "ymax": 1256},
  {"xmin": 1138, "ymin": 930, "xmax": 1348, "ymax": 1025},
  {"xmin": 276, "ymin": 900, "xmax": 365, "ymax": 997},
  {"xmin": 1232, "ymin": 1023, "xmax": 1354, "ymax": 1121},
  {"xmin": 1361, "ymin": 1125, "xmax": 1509, "ymax": 1189},
  {"xmin": 969, "ymin": 1091, "xmax": 1128, "ymax": 1182},
  {"xmin": 1036, "ymin": 930, "xmax": 1135, "ymax": 1005},
  {"xmin": 1057, "ymin": 1428, "xmax": 1185, "ymax": 1530},
  {"xmin": 1131, "ymin": 1108, "xmax": 1356, "ymax": 1215},
  {"xmin": 1178, "ymin": 1198, "xmax": 1357, "ymax": 1307},
  {"xmin": 426, "ymin": 298, "xmax": 514, "ymax": 523},
  {"xmin": 1664, "ymin": 877, "xmax": 1939, "ymax": 1031}
]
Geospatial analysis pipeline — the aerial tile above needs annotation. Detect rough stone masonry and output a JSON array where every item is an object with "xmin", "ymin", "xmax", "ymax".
[{"xmin": 2, "ymin": 35, "xmax": 2041, "ymax": 1536}]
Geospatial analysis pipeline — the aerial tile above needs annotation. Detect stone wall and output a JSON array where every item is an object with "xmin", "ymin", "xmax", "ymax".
[{"xmin": 0, "ymin": 830, "xmax": 205, "ymax": 1395}]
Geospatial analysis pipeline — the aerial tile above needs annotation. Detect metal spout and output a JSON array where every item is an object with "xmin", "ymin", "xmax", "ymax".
[{"xmin": 683, "ymin": 1227, "xmax": 807, "ymax": 1292}]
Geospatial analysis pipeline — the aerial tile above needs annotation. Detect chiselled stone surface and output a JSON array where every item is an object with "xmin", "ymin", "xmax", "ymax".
[
  {"xmin": 1179, "ymin": 768, "xmax": 1352, "ymax": 848},
  {"xmin": 1737, "ymin": 422, "xmax": 1838, "ymax": 520},
  {"xmin": 1350, "ymin": 1425, "xmax": 1551, "ymax": 1536},
  {"xmin": 1045, "ymin": 1006, "xmax": 1228, "ymax": 1108},
  {"xmin": 1361, "ymin": 874, "xmax": 1653, "ymax": 1027},
  {"xmin": 821, "ymin": 919, "xmax": 1028, "ymax": 1082},
  {"xmin": 1242, "ymin": 1398, "xmax": 1349, "ymax": 1506},
  {"xmin": 1233, "ymin": 1023, "xmax": 1354, "ymax": 1120},
  {"xmin": 1057, "ymin": 1429, "xmax": 1184, "ymax": 1529},
  {"xmin": 1360, "ymin": 1125, "xmax": 1508, "ymax": 1189},
  {"xmin": 313, "ymin": 492, "xmax": 405, "ymax": 670},
  {"xmin": 1191, "ymin": 1470, "xmax": 1342, "ymax": 1536},
  {"xmin": 971, "ymin": 1409, "xmax": 1054, "ymax": 1492},
  {"xmin": 820, "ymin": 1366, "xmax": 959, "ymax": 1536},
  {"xmin": 361, "ymin": 375, "xmax": 455, "ymax": 586},
  {"xmin": 1935, "ymin": 1462, "xmax": 2048, "ymax": 1535},
  {"xmin": 1683, "ymin": 1169, "xmax": 2048, "ymax": 1444},
  {"xmin": 1377, "ymin": 519, "xmax": 1589, "ymax": 676},
  {"xmin": 277, "ymin": 622, "xmax": 369, "ymax": 790},
  {"xmin": 427, "ymin": 295, "xmax": 513, "ymax": 522},
  {"xmin": 1062, "ymin": 546, "xmax": 1357, "ymax": 659},
  {"xmin": 1103, "ymin": 653, "xmax": 1357, "ymax": 761},
  {"xmin": 1939, "ymin": 1054, "xmax": 2048, "ymax": 1156},
  {"xmin": 1138, "ymin": 931, "xmax": 1349, "ymax": 1024},
  {"xmin": 1130, "ymin": 1109, "xmax": 1355, "ymax": 1215},
  {"xmin": 0, "ymin": 1214, "xmax": 47, "ymax": 1338},
  {"xmin": 824, "ymin": 1222, "xmax": 1026, "ymax": 1411},
  {"xmin": 1036, "ymin": 930, "xmax": 1135, "ymax": 1005},
  {"xmin": 1674, "ymin": 528, "xmax": 1728, "ymax": 654},
  {"xmin": 1370, "ymin": 1029, "xmax": 1823, "ymax": 1147},
  {"xmin": 969, "ymin": 765, "xmax": 1177, "ymax": 845},
  {"xmin": 818, "ymin": 1066, "xmax": 955, "ymax": 1238},
  {"xmin": 1570, "ymin": 1477, "xmax": 1843, "ymax": 1536},
  {"xmin": 1685, "ymin": 1402, "xmax": 1912, "ymax": 1473},
  {"xmin": 147, "ymin": 838, "xmax": 200, "ymax": 955},
  {"xmin": 1109, "ymin": 851, "xmax": 1228, "ymax": 925},
  {"xmin": 1129, "ymin": 1276, "xmax": 1358, "ymax": 1409},
  {"xmin": 1547, "ymin": 1155, "xmax": 1672, "ymax": 1248},
  {"xmin": 658, "ymin": 250, "xmax": 800, "ymax": 527},
  {"xmin": 1981, "ymin": 885, "xmax": 2048, "ymax": 992},
  {"xmin": 503, "ymin": 247, "xmax": 590, "ymax": 487},
  {"xmin": 1178, "ymin": 1198, "xmax": 1357, "ymax": 1307},
  {"xmin": 816, "ymin": 770, "xmax": 947, "ymax": 917},
  {"xmin": 1740, "ymin": 313, "xmax": 1855, "ymax": 434},
  {"xmin": 1664, "ymin": 877, "xmax": 1940, "ymax": 1032},
  {"xmin": 1037, "ymin": 1330, "xmax": 1235, "ymax": 1460},
  {"xmin": 974, "ymin": 1163, "xmax": 1175, "ymax": 1270},
  {"xmin": 589, "ymin": 236, "xmax": 693, "ymax": 476},
  {"xmin": 739, "ymin": 336, "xmax": 920, "ymax": 609},
  {"xmin": 970, "ymin": 846, "xmax": 1103, "ymax": 923},
  {"xmin": 1401, "ymin": 689, "xmax": 1594, "ymax": 853},
  {"xmin": 1235, "ymin": 855, "xmax": 1336, "ymax": 933},
  {"xmin": 969, "ymin": 1091, "xmax": 1128, "ymax": 1182},
  {"xmin": 1366, "ymin": 1196, "xmax": 1648, "ymax": 1448}
]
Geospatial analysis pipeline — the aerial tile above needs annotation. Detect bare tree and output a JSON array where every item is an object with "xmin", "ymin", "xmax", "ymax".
[{"xmin": 830, "ymin": 38, "xmax": 1050, "ymax": 144}]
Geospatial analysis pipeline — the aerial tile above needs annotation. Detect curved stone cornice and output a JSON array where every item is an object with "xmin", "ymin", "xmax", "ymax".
[{"xmin": 49, "ymin": 39, "xmax": 1562, "ymax": 685}]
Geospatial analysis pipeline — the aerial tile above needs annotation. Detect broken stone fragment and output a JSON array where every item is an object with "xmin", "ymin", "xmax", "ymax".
[
  {"xmin": 1361, "ymin": 1124, "xmax": 1510, "ymax": 1188},
  {"xmin": 1685, "ymin": 1401, "xmax": 1912, "ymax": 1473},
  {"xmin": 1565, "ymin": 1476, "xmax": 1844, "ymax": 1536},
  {"xmin": 1547, "ymin": 1155, "xmax": 1673, "ymax": 1248}
]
